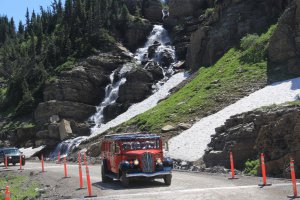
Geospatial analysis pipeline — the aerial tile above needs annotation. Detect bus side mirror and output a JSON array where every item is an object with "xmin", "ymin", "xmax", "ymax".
[{"xmin": 164, "ymin": 141, "xmax": 169, "ymax": 151}]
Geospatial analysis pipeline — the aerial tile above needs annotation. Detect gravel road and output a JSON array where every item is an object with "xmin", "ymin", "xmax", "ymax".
[{"xmin": 0, "ymin": 161, "xmax": 297, "ymax": 200}]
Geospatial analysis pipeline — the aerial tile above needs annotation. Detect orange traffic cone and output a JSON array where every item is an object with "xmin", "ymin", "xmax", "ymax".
[{"xmin": 5, "ymin": 186, "xmax": 10, "ymax": 200}]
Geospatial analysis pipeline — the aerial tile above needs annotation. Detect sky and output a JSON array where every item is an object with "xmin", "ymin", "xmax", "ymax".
[{"xmin": 0, "ymin": 0, "xmax": 64, "ymax": 24}]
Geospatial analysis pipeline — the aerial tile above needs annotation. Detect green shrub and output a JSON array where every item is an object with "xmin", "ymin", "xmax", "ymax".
[
  {"xmin": 55, "ymin": 57, "xmax": 75, "ymax": 73},
  {"xmin": 205, "ymin": 8, "xmax": 215, "ymax": 17},
  {"xmin": 240, "ymin": 25, "xmax": 277, "ymax": 63},
  {"xmin": 244, "ymin": 159, "xmax": 259, "ymax": 175}
]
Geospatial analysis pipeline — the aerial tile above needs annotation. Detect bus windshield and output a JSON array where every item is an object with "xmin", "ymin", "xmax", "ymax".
[{"xmin": 122, "ymin": 140, "xmax": 160, "ymax": 150}]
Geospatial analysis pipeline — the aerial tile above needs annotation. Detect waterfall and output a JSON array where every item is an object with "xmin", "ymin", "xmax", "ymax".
[
  {"xmin": 48, "ymin": 136, "xmax": 87, "ymax": 159},
  {"xmin": 50, "ymin": 24, "xmax": 188, "ymax": 157},
  {"xmin": 91, "ymin": 70, "xmax": 126, "ymax": 126}
]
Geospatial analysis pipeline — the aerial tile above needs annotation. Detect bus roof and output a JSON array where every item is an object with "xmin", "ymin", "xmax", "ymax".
[{"xmin": 104, "ymin": 133, "xmax": 160, "ymax": 141}]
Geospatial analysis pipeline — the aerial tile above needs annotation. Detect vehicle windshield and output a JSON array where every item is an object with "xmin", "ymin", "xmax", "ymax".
[
  {"xmin": 3, "ymin": 149, "xmax": 20, "ymax": 154},
  {"xmin": 122, "ymin": 140, "xmax": 160, "ymax": 150}
]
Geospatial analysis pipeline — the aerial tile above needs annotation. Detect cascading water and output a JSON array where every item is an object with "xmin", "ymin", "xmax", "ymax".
[
  {"xmin": 48, "ymin": 136, "xmax": 87, "ymax": 159},
  {"xmin": 50, "ymin": 23, "xmax": 188, "ymax": 157},
  {"xmin": 91, "ymin": 71, "xmax": 126, "ymax": 126}
]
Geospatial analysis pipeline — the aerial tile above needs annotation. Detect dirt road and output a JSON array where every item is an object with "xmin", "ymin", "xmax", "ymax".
[{"xmin": 0, "ymin": 161, "xmax": 297, "ymax": 200}]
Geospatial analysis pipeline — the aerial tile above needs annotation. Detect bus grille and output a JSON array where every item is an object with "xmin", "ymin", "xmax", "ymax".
[{"xmin": 141, "ymin": 152, "xmax": 154, "ymax": 173}]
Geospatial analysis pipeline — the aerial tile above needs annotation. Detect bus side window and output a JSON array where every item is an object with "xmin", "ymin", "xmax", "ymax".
[
  {"xmin": 110, "ymin": 143, "xmax": 115, "ymax": 153},
  {"xmin": 115, "ymin": 143, "xmax": 120, "ymax": 154}
]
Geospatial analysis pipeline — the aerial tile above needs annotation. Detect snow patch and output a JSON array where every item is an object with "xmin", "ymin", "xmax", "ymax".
[
  {"xmin": 19, "ymin": 146, "xmax": 45, "ymax": 158},
  {"xmin": 166, "ymin": 77, "xmax": 300, "ymax": 161}
]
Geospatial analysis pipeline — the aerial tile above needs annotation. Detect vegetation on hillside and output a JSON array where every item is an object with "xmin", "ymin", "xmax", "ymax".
[
  {"xmin": 0, "ymin": 0, "xmax": 132, "ymax": 117},
  {"xmin": 120, "ymin": 25, "xmax": 277, "ymax": 133},
  {"xmin": 0, "ymin": 173, "xmax": 39, "ymax": 200}
]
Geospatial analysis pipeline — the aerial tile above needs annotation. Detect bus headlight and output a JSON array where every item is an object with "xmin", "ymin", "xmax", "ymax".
[
  {"xmin": 134, "ymin": 159, "xmax": 139, "ymax": 165},
  {"xmin": 156, "ymin": 158, "xmax": 162, "ymax": 164}
]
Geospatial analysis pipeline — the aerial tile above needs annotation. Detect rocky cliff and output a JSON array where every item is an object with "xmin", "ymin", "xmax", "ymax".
[
  {"xmin": 204, "ymin": 103, "xmax": 300, "ymax": 177},
  {"xmin": 166, "ymin": 0, "xmax": 290, "ymax": 70},
  {"xmin": 268, "ymin": 0, "xmax": 300, "ymax": 83}
]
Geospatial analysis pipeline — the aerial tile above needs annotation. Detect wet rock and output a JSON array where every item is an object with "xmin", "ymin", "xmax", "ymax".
[
  {"xmin": 173, "ymin": 61, "xmax": 186, "ymax": 70},
  {"xmin": 148, "ymin": 41, "xmax": 161, "ymax": 58},
  {"xmin": 160, "ymin": 50, "xmax": 174, "ymax": 67},
  {"xmin": 144, "ymin": 61, "xmax": 164, "ymax": 81}
]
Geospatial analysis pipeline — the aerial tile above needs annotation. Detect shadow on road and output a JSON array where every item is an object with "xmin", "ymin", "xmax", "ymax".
[{"xmin": 93, "ymin": 179, "xmax": 168, "ymax": 190}]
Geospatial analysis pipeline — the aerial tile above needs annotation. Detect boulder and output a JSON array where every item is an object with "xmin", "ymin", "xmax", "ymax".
[
  {"xmin": 59, "ymin": 119, "xmax": 73, "ymax": 140},
  {"xmin": 117, "ymin": 68, "xmax": 154, "ymax": 104},
  {"xmin": 160, "ymin": 50, "xmax": 174, "ymax": 67},
  {"xmin": 174, "ymin": 61, "xmax": 186, "ymax": 70},
  {"xmin": 162, "ymin": 125, "xmax": 176, "ymax": 132},
  {"xmin": 148, "ymin": 41, "xmax": 161, "ymax": 58},
  {"xmin": 178, "ymin": 123, "xmax": 192, "ymax": 130},
  {"xmin": 34, "ymin": 100, "xmax": 96, "ymax": 125},
  {"xmin": 144, "ymin": 61, "xmax": 164, "ymax": 81},
  {"xmin": 142, "ymin": 0, "xmax": 163, "ymax": 23},
  {"xmin": 70, "ymin": 121, "xmax": 91, "ymax": 136}
]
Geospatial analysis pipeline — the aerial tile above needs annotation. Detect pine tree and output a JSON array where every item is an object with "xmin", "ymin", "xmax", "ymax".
[{"xmin": 18, "ymin": 21, "xmax": 24, "ymax": 35}]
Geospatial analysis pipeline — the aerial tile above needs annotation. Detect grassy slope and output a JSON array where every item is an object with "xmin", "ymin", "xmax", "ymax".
[
  {"xmin": 0, "ymin": 173, "xmax": 39, "ymax": 200},
  {"xmin": 119, "ymin": 25, "xmax": 276, "ymax": 133}
]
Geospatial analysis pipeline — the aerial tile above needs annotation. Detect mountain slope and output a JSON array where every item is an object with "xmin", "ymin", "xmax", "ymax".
[{"xmin": 119, "ymin": 25, "xmax": 276, "ymax": 135}]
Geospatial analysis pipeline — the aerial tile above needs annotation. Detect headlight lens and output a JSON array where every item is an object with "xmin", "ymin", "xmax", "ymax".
[
  {"xmin": 8, "ymin": 157, "xmax": 12, "ymax": 159},
  {"xmin": 133, "ymin": 159, "xmax": 139, "ymax": 165},
  {"xmin": 156, "ymin": 158, "xmax": 162, "ymax": 164}
]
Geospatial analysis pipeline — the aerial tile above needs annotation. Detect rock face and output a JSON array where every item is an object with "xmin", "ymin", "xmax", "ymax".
[
  {"xmin": 268, "ymin": 0, "xmax": 300, "ymax": 83},
  {"xmin": 118, "ymin": 68, "xmax": 154, "ymax": 105},
  {"xmin": 203, "ymin": 104, "xmax": 300, "ymax": 177},
  {"xmin": 166, "ymin": 0, "xmax": 290, "ymax": 70},
  {"xmin": 30, "ymin": 49, "xmax": 133, "ymax": 147},
  {"xmin": 34, "ymin": 100, "xmax": 96, "ymax": 125},
  {"xmin": 125, "ymin": 19, "xmax": 152, "ymax": 51},
  {"xmin": 142, "ymin": 0, "xmax": 163, "ymax": 22},
  {"xmin": 187, "ymin": 0, "xmax": 290, "ymax": 71}
]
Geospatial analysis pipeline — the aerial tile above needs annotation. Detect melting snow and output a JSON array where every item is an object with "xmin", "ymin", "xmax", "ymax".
[
  {"xmin": 19, "ymin": 146, "xmax": 45, "ymax": 158},
  {"xmin": 166, "ymin": 77, "xmax": 300, "ymax": 161}
]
